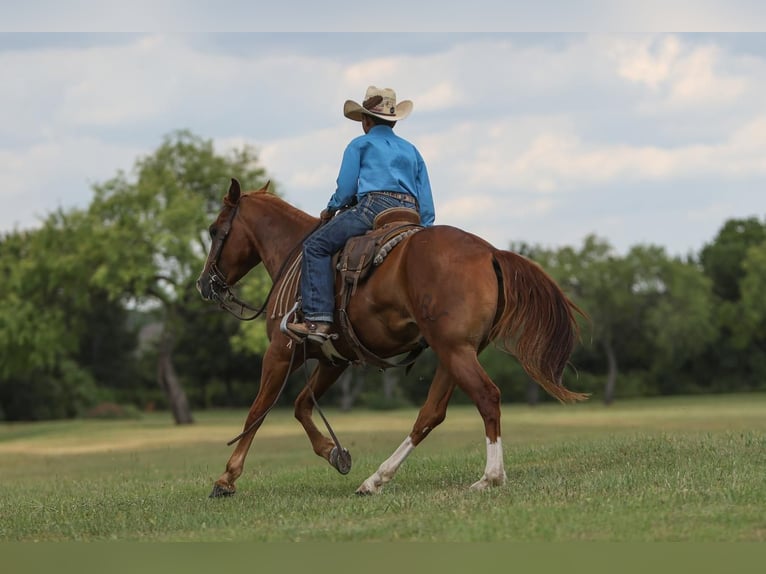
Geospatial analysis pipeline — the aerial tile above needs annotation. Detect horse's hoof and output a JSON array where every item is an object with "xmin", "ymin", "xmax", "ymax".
[
  {"xmin": 329, "ymin": 446, "xmax": 352, "ymax": 475},
  {"xmin": 209, "ymin": 483, "xmax": 236, "ymax": 498}
]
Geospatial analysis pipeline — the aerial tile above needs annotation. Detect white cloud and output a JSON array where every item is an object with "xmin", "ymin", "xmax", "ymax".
[
  {"xmin": 217, "ymin": 123, "xmax": 364, "ymax": 215},
  {"xmin": 3, "ymin": 32, "xmax": 766, "ymax": 258},
  {"xmin": 614, "ymin": 35, "xmax": 681, "ymax": 89},
  {"xmin": 415, "ymin": 81, "xmax": 464, "ymax": 112},
  {"xmin": 451, "ymin": 112, "xmax": 766, "ymax": 196},
  {"xmin": 0, "ymin": 135, "xmax": 144, "ymax": 230},
  {"xmin": 612, "ymin": 34, "xmax": 748, "ymax": 109}
]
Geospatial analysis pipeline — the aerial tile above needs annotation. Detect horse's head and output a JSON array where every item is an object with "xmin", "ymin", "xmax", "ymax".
[{"xmin": 196, "ymin": 178, "xmax": 264, "ymax": 303}]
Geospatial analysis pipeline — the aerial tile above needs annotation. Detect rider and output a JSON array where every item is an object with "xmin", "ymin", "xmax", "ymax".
[{"xmin": 287, "ymin": 86, "xmax": 436, "ymax": 343}]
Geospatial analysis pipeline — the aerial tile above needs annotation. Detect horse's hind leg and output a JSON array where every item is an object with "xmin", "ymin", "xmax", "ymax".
[
  {"xmin": 356, "ymin": 365, "xmax": 455, "ymax": 495},
  {"xmin": 445, "ymin": 347, "xmax": 507, "ymax": 490},
  {"xmin": 210, "ymin": 342, "xmax": 295, "ymax": 498},
  {"xmin": 294, "ymin": 361, "xmax": 349, "ymax": 472}
]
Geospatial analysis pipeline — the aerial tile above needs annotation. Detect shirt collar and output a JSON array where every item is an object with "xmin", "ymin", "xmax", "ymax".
[{"xmin": 368, "ymin": 124, "xmax": 394, "ymax": 135}]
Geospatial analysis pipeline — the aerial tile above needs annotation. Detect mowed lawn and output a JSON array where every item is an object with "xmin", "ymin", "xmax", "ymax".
[{"xmin": 1, "ymin": 394, "xmax": 764, "ymax": 542}]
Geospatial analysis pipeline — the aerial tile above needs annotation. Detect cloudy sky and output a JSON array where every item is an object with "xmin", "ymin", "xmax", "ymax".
[{"xmin": 2, "ymin": 25, "xmax": 766, "ymax": 256}]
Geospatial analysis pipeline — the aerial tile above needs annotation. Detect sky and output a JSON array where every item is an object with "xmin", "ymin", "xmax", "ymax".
[{"xmin": 2, "ymin": 21, "xmax": 766, "ymax": 257}]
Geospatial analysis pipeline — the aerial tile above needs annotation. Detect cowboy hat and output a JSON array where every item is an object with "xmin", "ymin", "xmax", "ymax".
[{"xmin": 343, "ymin": 86, "xmax": 413, "ymax": 122}]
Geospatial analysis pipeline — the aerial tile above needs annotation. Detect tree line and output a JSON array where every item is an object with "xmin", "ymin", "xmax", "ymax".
[{"xmin": 1, "ymin": 131, "xmax": 765, "ymax": 422}]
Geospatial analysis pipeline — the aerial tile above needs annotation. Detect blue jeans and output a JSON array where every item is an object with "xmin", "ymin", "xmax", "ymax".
[{"xmin": 300, "ymin": 192, "xmax": 418, "ymax": 323}]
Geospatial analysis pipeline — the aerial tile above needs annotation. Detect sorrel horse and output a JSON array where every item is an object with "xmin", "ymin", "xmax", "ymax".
[{"xmin": 197, "ymin": 179, "xmax": 588, "ymax": 497}]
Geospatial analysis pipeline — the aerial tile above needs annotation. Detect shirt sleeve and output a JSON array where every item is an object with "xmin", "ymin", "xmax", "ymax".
[
  {"xmin": 415, "ymin": 151, "xmax": 436, "ymax": 226},
  {"xmin": 327, "ymin": 141, "xmax": 361, "ymax": 211}
]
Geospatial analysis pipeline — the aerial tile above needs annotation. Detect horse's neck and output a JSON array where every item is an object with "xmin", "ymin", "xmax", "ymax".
[{"xmin": 245, "ymin": 193, "xmax": 315, "ymax": 281}]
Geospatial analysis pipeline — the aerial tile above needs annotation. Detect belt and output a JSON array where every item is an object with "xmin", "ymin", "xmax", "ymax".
[{"xmin": 370, "ymin": 190, "xmax": 418, "ymax": 204}]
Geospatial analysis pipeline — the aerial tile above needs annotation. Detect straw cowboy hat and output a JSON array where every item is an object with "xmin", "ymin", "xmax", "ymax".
[{"xmin": 343, "ymin": 86, "xmax": 413, "ymax": 122}]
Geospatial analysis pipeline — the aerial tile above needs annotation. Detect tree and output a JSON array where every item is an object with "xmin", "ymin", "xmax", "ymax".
[
  {"xmin": 0, "ymin": 212, "xmax": 105, "ymax": 420},
  {"xmin": 700, "ymin": 217, "xmax": 766, "ymax": 302},
  {"xmin": 719, "ymin": 241, "xmax": 766, "ymax": 388},
  {"xmin": 531, "ymin": 236, "xmax": 715, "ymax": 403},
  {"xmin": 700, "ymin": 217, "xmax": 766, "ymax": 389},
  {"xmin": 83, "ymin": 130, "xmax": 272, "ymax": 423},
  {"xmin": 531, "ymin": 236, "xmax": 626, "ymax": 403},
  {"xmin": 635, "ymin": 247, "xmax": 716, "ymax": 394},
  {"xmin": 740, "ymin": 243, "xmax": 766, "ymax": 339},
  {"xmin": 173, "ymin": 302, "xmax": 263, "ymax": 408}
]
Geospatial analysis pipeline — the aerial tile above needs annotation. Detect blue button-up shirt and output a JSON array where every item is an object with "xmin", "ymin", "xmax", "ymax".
[{"xmin": 327, "ymin": 125, "xmax": 435, "ymax": 226}]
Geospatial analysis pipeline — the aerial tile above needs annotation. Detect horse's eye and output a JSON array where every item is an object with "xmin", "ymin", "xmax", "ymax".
[{"xmin": 209, "ymin": 226, "xmax": 218, "ymax": 238}]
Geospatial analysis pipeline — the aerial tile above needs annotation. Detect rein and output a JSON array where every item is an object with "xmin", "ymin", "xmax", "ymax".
[
  {"xmin": 225, "ymin": 339, "xmax": 298, "ymax": 446},
  {"xmin": 225, "ymin": 328, "xmax": 349, "ymax": 472}
]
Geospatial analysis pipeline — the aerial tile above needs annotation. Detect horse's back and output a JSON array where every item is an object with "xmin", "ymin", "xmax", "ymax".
[{"xmin": 364, "ymin": 225, "xmax": 501, "ymax": 349}]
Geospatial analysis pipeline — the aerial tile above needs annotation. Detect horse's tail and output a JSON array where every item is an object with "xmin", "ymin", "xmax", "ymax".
[{"xmin": 489, "ymin": 250, "xmax": 590, "ymax": 404}]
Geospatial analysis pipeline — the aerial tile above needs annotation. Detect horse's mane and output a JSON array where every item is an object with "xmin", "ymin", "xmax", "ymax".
[{"xmin": 235, "ymin": 189, "xmax": 317, "ymax": 227}]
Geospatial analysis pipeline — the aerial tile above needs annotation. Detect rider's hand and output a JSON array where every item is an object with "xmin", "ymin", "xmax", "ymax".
[{"xmin": 320, "ymin": 209, "xmax": 334, "ymax": 223}]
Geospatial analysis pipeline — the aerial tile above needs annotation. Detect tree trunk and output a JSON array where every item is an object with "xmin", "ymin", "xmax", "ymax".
[
  {"xmin": 382, "ymin": 368, "xmax": 399, "ymax": 401},
  {"xmin": 526, "ymin": 378, "xmax": 540, "ymax": 406},
  {"xmin": 157, "ymin": 330, "xmax": 194, "ymax": 424},
  {"xmin": 603, "ymin": 337, "xmax": 618, "ymax": 406},
  {"xmin": 338, "ymin": 367, "xmax": 365, "ymax": 411}
]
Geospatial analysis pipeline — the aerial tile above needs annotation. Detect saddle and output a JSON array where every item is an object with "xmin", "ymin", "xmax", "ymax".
[{"xmin": 337, "ymin": 207, "xmax": 423, "ymax": 298}]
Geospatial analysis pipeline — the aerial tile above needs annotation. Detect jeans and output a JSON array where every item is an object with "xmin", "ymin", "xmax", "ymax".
[{"xmin": 300, "ymin": 192, "xmax": 418, "ymax": 323}]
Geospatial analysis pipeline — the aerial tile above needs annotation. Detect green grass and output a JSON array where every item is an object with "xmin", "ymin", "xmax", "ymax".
[{"xmin": 1, "ymin": 394, "xmax": 765, "ymax": 541}]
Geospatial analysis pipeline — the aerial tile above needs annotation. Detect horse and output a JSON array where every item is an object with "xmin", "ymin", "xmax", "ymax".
[{"xmin": 196, "ymin": 178, "xmax": 588, "ymax": 497}]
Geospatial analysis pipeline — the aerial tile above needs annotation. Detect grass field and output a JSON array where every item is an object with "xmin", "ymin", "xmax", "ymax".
[{"xmin": 1, "ymin": 394, "xmax": 765, "ymax": 542}]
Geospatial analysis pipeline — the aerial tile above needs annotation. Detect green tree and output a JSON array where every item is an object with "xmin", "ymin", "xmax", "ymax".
[
  {"xmin": 532, "ymin": 236, "xmax": 628, "ymax": 403},
  {"xmin": 173, "ymin": 304, "xmax": 263, "ymax": 408},
  {"xmin": 84, "ymin": 130, "xmax": 272, "ymax": 423},
  {"xmin": 635, "ymin": 247, "xmax": 716, "ymax": 394},
  {"xmin": 720, "ymin": 242, "xmax": 766, "ymax": 387},
  {"xmin": 0, "ymin": 211, "xmax": 105, "ymax": 420},
  {"xmin": 532, "ymin": 236, "xmax": 715, "ymax": 403},
  {"xmin": 700, "ymin": 217, "xmax": 766, "ymax": 389},
  {"xmin": 700, "ymin": 217, "xmax": 766, "ymax": 302},
  {"xmin": 740, "ymin": 243, "xmax": 766, "ymax": 338}
]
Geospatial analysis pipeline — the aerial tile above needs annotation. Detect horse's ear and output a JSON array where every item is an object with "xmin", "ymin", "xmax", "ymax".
[
  {"xmin": 259, "ymin": 180, "xmax": 271, "ymax": 193},
  {"xmin": 227, "ymin": 178, "xmax": 241, "ymax": 204}
]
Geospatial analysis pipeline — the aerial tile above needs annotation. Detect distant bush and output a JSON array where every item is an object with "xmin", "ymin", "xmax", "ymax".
[
  {"xmin": 83, "ymin": 402, "xmax": 142, "ymax": 420},
  {"xmin": 359, "ymin": 386, "xmax": 410, "ymax": 411}
]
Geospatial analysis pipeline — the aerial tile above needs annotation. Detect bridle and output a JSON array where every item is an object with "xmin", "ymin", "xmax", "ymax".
[
  {"xmin": 205, "ymin": 199, "xmax": 323, "ymax": 322},
  {"xmin": 205, "ymin": 200, "xmax": 269, "ymax": 321}
]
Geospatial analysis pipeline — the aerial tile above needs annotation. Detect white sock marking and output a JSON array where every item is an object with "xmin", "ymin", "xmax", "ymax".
[
  {"xmin": 470, "ymin": 436, "xmax": 507, "ymax": 490},
  {"xmin": 357, "ymin": 436, "xmax": 415, "ymax": 493}
]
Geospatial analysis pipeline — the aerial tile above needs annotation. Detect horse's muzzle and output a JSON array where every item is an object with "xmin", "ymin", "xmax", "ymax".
[{"xmin": 196, "ymin": 274, "xmax": 214, "ymax": 301}]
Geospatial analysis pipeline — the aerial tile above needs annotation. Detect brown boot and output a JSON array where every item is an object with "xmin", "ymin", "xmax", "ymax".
[{"xmin": 286, "ymin": 320, "xmax": 334, "ymax": 344}]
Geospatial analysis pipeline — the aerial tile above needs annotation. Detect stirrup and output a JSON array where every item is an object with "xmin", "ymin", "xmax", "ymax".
[
  {"xmin": 285, "ymin": 321, "xmax": 337, "ymax": 344},
  {"xmin": 308, "ymin": 331, "xmax": 338, "ymax": 344},
  {"xmin": 280, "ymin": 301, "xmax": 305, "ymax": 343}
]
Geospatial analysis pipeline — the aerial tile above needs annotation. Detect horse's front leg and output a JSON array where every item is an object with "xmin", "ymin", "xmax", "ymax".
[
  {"xmin": 210, "ymin": 341, "xmax": 297, "ymax": 498},
  {"xmin": 356, "ymin": 365, "xmax": 455, "ymax": 495},
  {"xmin": 293, "ymin": 361, "xmax": 349, "ymax": 473}
]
